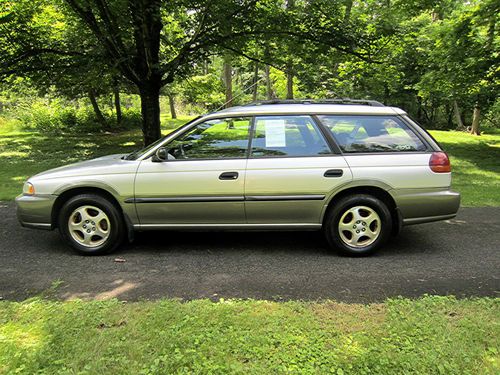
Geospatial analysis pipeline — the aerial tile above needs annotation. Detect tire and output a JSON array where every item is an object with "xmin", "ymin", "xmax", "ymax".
[
  {"xmin": 324, "ymin": 194, "xmax": 392, "ymax": 256},
  {"xmin": 58, "ymin": 194, "xmax": 125, "ymax": 255}
]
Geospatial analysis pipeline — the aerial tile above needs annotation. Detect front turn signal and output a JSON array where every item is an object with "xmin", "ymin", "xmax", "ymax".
[{"xmin": 23, "ymin": 182, "xmax": 35, "ymax": 195}]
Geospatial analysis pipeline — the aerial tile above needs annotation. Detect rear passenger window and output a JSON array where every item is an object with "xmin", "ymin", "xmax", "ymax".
[
  {"xmin": 251, "ymin": 116, "xmax": 331, "ymax": 157},
  {"xmin": 318, "ymin": 115, "xmax": 427, "ymax": 153}
]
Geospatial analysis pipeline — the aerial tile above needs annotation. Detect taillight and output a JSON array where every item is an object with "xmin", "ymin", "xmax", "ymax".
[{"xmin": 429, "ymin": 152, "xmax": 451, "ymax": 173}]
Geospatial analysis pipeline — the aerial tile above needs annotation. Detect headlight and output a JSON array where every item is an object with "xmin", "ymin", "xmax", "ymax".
[{"xmin": 23, "ymin": 182, "xmax": 35, "ymax": 195}]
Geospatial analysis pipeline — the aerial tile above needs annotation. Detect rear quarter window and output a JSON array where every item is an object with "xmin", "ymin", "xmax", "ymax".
[{"xmin": 318, "ymin": 115, "xmax": 427, "ymax": 153}]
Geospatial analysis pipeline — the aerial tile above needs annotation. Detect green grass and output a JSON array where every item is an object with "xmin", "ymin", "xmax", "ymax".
[
  {"xmin": 0, "ymin": 296, "xmax": 498, "ymax": 374},
  {"xmin": 430, "ymin": 130, "xmax": 500, "ymax": 206},
  {"xmin": 0, "ymin": 116, "xmax": 194, "ymax": 200},
  {"xmin": 160, "ymin": 114, "xmax": 195, "ymax": 130},
  {"xmin": 0, "ymin": 120, "xmax": 499, "ymax": 205}
]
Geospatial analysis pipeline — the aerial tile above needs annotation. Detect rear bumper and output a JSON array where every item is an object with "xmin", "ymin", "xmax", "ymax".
[
  {"xmin": 390, "ymin": 188, "xmax": 460, "ymax": 225},
  {"xmin": 16, "ymin": 194, "xmax": 56, "ymax": 230}
]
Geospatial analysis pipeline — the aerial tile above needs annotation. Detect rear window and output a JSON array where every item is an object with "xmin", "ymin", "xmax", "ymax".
[{"xmin": 318, "ymin": 115, "xmax": 427, "ymax": 153}]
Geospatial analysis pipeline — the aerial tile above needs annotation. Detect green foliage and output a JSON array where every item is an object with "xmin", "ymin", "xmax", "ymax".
[
  {"xmin": 178, "ymin": 74, "xmax": 225, "ymax": 111},
  {"xmin": 0, "ymin": 94, "xmax": 142, "ymax": 134},
  {"xmin": 483, "ymin": 98, "xmax": 500, "ymax": 130},
  {"xmin": 0, "ymin": 0, "xmax": 498, "ymax": 139},
  {"xmin": 0, "ymin": 296, "xmax": 498, "ymax": 374}
]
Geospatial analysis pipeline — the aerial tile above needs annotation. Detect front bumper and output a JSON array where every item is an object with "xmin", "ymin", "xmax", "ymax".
[
  {"xmin": 16, "ymin": 194, "xmax": 57, "ymax": 230},
  {"xmin": 390, "ymin": 188, "xmax": 461, "ymax": 225}
]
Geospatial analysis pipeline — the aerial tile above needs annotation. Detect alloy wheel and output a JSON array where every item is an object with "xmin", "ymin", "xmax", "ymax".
[
  {"xmin": 338, "ymin": 205, "xmax": 381, "ymax": 248},
  {"xmin": 68, "ymin": 205, "xmax": 110, "ymax": 248}
]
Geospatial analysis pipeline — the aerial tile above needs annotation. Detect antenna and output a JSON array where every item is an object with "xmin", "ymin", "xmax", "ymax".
[{"xmin": 214, "ymin": 77, "xmax": 266, "ymax": 112}]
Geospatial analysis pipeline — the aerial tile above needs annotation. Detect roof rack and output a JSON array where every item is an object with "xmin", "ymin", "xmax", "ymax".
[{"xmin": 243, "ymin": 98, "xmax": 385, "ymax": 107}]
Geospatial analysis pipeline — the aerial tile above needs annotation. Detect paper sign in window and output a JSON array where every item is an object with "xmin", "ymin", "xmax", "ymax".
[{"xmin": 264, "ymin": 120, "xmax": 286, "ymax": 147}]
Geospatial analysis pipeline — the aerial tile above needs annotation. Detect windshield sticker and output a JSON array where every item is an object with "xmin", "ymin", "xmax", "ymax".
[{"xmin": 264, "ymin": 119, "xmax": 286, "ymax": 147}]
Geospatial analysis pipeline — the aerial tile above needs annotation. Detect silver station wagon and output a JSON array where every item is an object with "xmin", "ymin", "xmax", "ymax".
[{"xmin": 16, "ymin": 99, "xmax": 460, "ymax": 256}]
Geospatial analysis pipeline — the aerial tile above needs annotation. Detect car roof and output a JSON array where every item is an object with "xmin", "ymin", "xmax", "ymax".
[{"xmin": 204, "ymin": 103, "xmax": 406, "ymax": 119}]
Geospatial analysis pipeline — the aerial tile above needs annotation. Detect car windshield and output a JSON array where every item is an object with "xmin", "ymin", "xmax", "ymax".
[{"xmin": 123, "ymin": 116, "xmax": 202, "ymax": 160}]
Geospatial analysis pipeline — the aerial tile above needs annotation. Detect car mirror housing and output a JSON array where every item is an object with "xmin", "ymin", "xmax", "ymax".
[{"xmin": 152, "ymin": 147, "xmax": 168, "ymax": 162}]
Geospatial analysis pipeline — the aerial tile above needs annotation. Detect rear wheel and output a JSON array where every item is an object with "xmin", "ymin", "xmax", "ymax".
[
  {"xmin": 58, "ymin": 194, "xmax": 124, "ymax": 255},
  {"xmin": 324, "ymin": 194, "xmax": 392, "ymax": 256}
]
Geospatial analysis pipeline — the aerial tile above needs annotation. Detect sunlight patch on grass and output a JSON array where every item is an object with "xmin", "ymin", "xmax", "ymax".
[
  {"xmin": 10, "ymin": 176, "xmax": 28, "ymax": 182},
  {"xmin": 75, "ymin": 142, "xmax": 98, "ymax": 148},
  {"xmin": 0, "ymin": 322, "xmax": 44, "ymax": 350},
  {"xmin": 0, "ymin": 151, "xmax": 25, "ymax": 158}
]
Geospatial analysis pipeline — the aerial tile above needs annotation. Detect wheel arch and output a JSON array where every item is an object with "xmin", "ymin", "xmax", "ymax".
[
  {"xmin": 51, "ymin": 186, "xmax": 124, "ymax": 229},
  {"xmin": 322, "ymin": 185, "xmax": 401, "ymax": 235}
]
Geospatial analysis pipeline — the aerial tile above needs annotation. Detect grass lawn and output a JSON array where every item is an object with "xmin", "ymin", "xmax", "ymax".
[
  {"xmin": 0, "ymin": 118, "xmax": 498, "ymax": 205},
  {"xmin": 430, "ymin": 130, "xmax": 500, "ymax": 206},
  {"xmin": 0, "ymin": 115, "xmax": 192, "ymax": 201},
  {"xmin": 0, "ymin": 296, "xmax": 498, "ymax": 374}
]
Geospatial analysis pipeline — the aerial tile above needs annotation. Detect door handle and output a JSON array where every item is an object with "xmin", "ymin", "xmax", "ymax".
[
  {"xmin": 219, "ymin": 171, "xmax": 239, "ymax": 180},
  {"xmin": 324, "ymin": 169, "xmax": 343, "ymax": 178}
]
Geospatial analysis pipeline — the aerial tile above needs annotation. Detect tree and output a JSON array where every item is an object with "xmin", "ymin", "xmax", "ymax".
[
  {"xmin": 406, "ymin": 0, "xmax": 499, "ymax": 133},
  {"xmin": 1, "ymin": 0, "xmax": 398, "ymax": 144},
  {"xmin": 1, "ymin": 0, "xmax": 282, "ymax": 143},
  {"xmin": 0, "ymin": 0, "xmax": 122, "ymax": 127}
]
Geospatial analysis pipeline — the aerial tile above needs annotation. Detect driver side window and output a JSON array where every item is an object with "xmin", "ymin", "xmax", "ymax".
[{"xmin": 167, "ymin": 117, "xmax": 251, "ymax": 159}]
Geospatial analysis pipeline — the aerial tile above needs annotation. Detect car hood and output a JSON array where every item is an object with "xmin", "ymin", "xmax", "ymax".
[{"xmin": 31, "ymin": 154, "xmax": 137, "ymax": 180}]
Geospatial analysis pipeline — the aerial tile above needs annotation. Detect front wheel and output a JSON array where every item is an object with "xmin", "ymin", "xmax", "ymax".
[
  {"xmin": 324, "ymin": 194, "xmax": 392, "ymax": 256},
  {"xmin": 58, "ymin": 194, "xmax": 125, "ymax": 255}
]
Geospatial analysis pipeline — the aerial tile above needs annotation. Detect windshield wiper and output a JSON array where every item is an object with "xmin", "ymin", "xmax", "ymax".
[{"xmin": 122, "ymin": 150, "xmax": 139, "ymax": 160}]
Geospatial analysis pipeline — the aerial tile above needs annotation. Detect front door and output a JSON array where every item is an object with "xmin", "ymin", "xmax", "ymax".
[
  {"xmin": 245, "ymin": 115, "xmax": 352, "ymax": 224},
  {"xmin": 134, "ymin": 117, "xmax": 252, "ymax": 225}
]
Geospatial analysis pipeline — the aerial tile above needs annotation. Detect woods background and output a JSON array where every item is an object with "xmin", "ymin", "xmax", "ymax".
[{"xmin": 0, "ymin": 0, "xmax": 498, "ymax": 145}]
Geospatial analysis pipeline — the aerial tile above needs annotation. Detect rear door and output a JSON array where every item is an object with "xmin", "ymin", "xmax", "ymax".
[{"xmin": 244, "ymin": 115, "xmax": 352, "ymax": 224}]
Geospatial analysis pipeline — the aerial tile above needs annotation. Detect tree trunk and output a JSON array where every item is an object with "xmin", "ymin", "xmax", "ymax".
[
  {"xmin": 252, "ymin": 63, "xmax": 259, "ymax": 102},
  {"xmin": 286, "ymin": 69, "xmax": 294, "ymax": 100},
  {"xmin": 265, "ymin": 64, "xmax": 275, "ymax": 100},
  {"xmin": 344, "ymin": 0, "xmax": 353, "ymax": 22},
  {"xmin": 453, "ymin": 100, "xmax": 465, "ymax": 129},
  {"xmin": 416, "ymin": 96, "xmax": 423, "ymax": 124},
  {"xmin": 383, "ymin": 84, "xmax": 389, "ymax": 105},
  {"xmin": 223, "ymin": 54, "xmax": 233, "ymax": 108},
  {"xmin": 446, "ymin": 103, "xmax": 453, "ymax": 128},
  {"xmin": 113, "ymin": 84, "xmax": 122, "ymax": 126},
  {"xmin": 139, "ymin": 85, "xmax": 162, "ymax": 146},
  {"xmin": 285, "ymin": 0, "xmax": 295, "ymax": 100},
  {"xmin": 168, "ymin": 93, "xmax": 177, "ymax": 119},
  {"xmin": 470, "ymin": 103, "xmax": 481, "ymax": 135},
  {"xmin": 88, "ymin": 89, "xmax": 107, "ymax": 128}
]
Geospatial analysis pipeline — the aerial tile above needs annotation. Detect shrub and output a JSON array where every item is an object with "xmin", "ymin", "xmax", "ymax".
[
  {"xmin": 119, "ymin": 107, "xmax": 142, "ymax": 130},
  {"xmin": 10, "ymin": 98, "xmax": 142, "ymax": 134}
]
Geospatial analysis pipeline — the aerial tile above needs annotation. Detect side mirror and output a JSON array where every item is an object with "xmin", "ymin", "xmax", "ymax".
[{"xmin": 152, "ymin": 147, "xmax": 168, "ymax": 162}]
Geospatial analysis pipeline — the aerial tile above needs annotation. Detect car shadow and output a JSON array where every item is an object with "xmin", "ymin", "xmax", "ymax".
[
  {"xmin": 115, "ymin": 226, "xmax": 438, "ymax": 257},
  {"xmin": 124, "ymin": 230, "xmax": 331, "ymax": 256}
]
